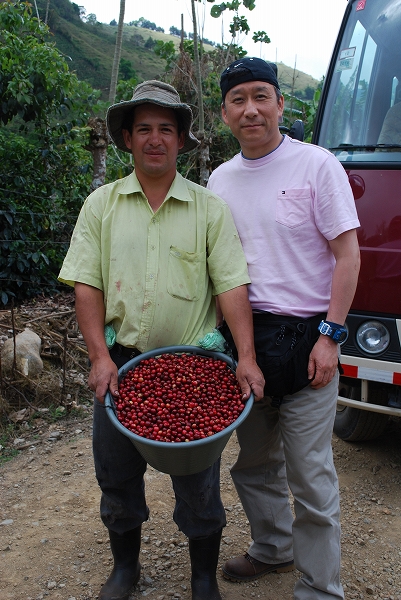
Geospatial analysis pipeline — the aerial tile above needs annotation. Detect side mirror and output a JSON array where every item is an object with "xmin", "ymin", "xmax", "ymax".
[{"xmin": 279, "ymin": 119, "xmax": 304, "ymax": 142}]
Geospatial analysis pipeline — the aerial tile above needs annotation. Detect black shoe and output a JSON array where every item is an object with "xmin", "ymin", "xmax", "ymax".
[
  {"xmin": 189, "ymin": 530, "xmax": 223, "ymax": 600},
  {"xmin": 99, "ymin": 527, "xmax": 142, "ymax": 600}
]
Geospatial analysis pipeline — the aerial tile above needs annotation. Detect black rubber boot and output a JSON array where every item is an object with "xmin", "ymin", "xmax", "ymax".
[
  {"xmin": 98, "ymin": 526, "xmax": 142, "ymax": 600},
  {"xmin": 189, "ymin": 529, "xmax": 223, "ymax": 600}
]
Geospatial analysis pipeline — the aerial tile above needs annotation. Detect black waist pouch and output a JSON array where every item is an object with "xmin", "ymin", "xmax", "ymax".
[{"xmin": 220, "ymin": 311, "xmax": 326, "ymax": 398}]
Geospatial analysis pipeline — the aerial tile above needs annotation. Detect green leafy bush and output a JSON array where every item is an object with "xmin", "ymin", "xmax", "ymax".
[
  {"xmin": 0, "ymin": 2, "xmax": 104, "ymax": 305},
  {"xmin": 0, "ymin": 128, "xmax": 92, "ymax": 305}
]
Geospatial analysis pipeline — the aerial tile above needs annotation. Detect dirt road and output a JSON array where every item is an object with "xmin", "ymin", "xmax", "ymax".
[{"xmin": 1, "ymin": 411, "xmax": 400, "ymax": 600}]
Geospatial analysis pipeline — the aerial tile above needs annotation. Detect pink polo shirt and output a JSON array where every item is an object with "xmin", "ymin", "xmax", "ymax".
[{"xmin": 208, "ymin": 136, "xmax": 360, "ymax": 318}]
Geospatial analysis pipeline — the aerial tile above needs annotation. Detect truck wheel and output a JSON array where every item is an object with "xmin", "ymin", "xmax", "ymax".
[{"xmin": 334, "ymin": 378, "xmax": 389, "ymax": 442}]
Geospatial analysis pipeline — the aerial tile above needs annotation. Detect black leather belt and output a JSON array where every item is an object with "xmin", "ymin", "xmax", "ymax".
[{"xmin": 112, "ymin": 342, "xmax": 141, "ymax": 359}]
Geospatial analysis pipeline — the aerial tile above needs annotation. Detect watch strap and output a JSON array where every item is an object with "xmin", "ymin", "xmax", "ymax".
[
  {"xmin": 318, "ymin": 320, "xmax": 347, "ymax": 343},
  {"xmin": 324, "ymin": 320, "xmax": 344, "ymax": 330}
]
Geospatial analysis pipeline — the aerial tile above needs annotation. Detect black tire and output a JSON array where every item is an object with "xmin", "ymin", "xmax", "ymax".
[{"xmin": 334, "ymin": 378, "xmax": 389, "ymax": 442}]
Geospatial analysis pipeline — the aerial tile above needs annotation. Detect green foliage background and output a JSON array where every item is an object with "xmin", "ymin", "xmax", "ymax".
[{"xmin": 0, "ymin": 1, "xmax": 99, "ymax": 304}]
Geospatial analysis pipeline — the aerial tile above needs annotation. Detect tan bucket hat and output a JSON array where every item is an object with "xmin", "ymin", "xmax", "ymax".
[{"xmin": 106, "ymin": 80, "xmax": 200, "ymax": 154}]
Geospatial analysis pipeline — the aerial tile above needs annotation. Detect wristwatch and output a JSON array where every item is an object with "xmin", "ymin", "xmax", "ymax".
[{"xmin": 318, "ymin": 320, "xmax": 347, "ymax": 343}]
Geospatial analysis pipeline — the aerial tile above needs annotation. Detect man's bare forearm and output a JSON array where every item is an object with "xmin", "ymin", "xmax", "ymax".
[
  {"xmin": 74, "ymin": 282, "xmax": 109, "ymax": 362},
  {"xmin": 327, "ymin": 229, "xmax": 360, "ymax": 325},
  {"xmin": 217, "ymin": 285, "xmax": 255, "ymax": 359},
  {"xmin": 75, "ymin": 282, "xmax": 119, "ymax": 402},
  {"xmin": 217, "ymin": 285, "xmax": 264, "ymax": 400},
  {"xmin": 309, "ymin": 229, "xmax": 360, "ymax": 389}
]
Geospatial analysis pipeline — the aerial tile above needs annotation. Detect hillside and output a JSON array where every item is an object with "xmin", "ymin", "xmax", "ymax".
[
  {"xmin": 35, "ymin": 0, "xmax": 319, "ymax": 98},
  {"xmin": 276, "ymin": 62, "xmax": 319, "ymax": 97}
]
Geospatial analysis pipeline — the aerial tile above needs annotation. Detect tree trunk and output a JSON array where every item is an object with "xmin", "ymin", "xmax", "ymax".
[
  {"xmin": 191, "ymin": 0, "xmax": 210, "ymax": 187},
  {"xmin": 289, "ymin": 56, "xmax": 298, "ymax": 122},
  {"xmin": 45, "ymin": 0, "xmax": 50, "ymax": 24},
  {"xmin": 85, "ymin": 117, "xmax": 109, "ymax": 192},
  {"xmin": 198, "ymin": 140, "xmax": 210, "ymax": 188},
  {"xmin": 109, "ymin": 0, "xmax": 125, "ymax": 104},
  {"xmin": 180, "ymin": 13, "xmax": 184, "ymax": 52},
  {"xmin": 32, "ymin": 0, "xmax": 40, "ymax": 20}
]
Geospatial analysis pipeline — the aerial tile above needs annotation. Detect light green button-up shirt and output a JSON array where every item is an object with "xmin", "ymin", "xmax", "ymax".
[{"xmin": 59, "ymin": 171, "xmax": 250, "ymax": 351}]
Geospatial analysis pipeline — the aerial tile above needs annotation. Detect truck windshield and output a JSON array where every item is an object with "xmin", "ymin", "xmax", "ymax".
[{"xmin": 316, "ymin": 0, "xmax": 401, "ymax": 163}]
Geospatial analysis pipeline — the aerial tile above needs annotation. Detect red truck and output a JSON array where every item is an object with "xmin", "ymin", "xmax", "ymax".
[{"xmin": 311, "ymin": 0, "xmax": 401, "ymax": 441}]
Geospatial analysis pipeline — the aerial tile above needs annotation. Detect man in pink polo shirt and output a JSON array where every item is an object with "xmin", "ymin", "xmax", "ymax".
[{"xmin": 208, "ymin": 57, "xmax": 361, "ymax": 600}]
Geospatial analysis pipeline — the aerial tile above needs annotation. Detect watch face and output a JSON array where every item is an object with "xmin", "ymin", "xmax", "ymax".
[{"xmin": 334, "ymin": 328, "xmax": 347, "ymax": 343}]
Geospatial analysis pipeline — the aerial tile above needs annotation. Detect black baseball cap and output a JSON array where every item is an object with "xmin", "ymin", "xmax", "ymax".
[{"xmin": 220, "ymin": 57, "xmax": 280, "ymax": 101}]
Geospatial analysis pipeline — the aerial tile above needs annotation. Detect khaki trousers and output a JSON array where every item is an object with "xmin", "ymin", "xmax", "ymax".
[{"xmin": 231, "ymin": 373, "xmax": 344, "ymax": 600}]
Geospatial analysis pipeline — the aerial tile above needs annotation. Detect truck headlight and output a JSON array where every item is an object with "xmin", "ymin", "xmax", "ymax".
[{"xmin": 356, "ymin": 321, "xmax": 390, "ymax": 354}]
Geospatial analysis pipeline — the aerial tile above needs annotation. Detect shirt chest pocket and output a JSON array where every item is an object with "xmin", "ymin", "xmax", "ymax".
[
  {"xmin": 167, "ymin": 246, "xmax": 205, "ymax": 301},
  {"xmin": 276, "ymin": 189, "xmax": 311, "ymax": 228}
]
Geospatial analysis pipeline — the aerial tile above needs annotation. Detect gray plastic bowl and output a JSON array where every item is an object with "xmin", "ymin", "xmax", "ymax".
[{"xmin": 105, "ymin": 345, "xmax": 253, "ymax": 476}]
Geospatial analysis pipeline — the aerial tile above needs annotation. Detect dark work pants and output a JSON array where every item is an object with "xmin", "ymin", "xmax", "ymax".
[{"xmin": 92, "ymin": 350, "xmax": 226, "ymax": 539}]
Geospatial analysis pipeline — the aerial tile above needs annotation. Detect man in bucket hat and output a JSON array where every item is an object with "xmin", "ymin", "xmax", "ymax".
[
  {"xmin": 59, "ymin": 80, "xmax": 264, "ymax": 600},
  {"xmin": 208, "ymin": 58, "xmax": 360, "ymax": 599}
]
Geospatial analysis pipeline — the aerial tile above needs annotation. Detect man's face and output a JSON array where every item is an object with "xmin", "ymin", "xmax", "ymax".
[
  {"xmin": 122, "ymin": 104, "xmax": 185, "ymax": 179},
  {"xmin": 222, "ymin": 80, "xmax": 284, "ymax": 159}
]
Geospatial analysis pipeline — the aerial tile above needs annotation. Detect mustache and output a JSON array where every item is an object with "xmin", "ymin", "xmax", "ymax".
[{"xmin": 144, "ymin": 146, "xmax": 166, "ymax": 154}]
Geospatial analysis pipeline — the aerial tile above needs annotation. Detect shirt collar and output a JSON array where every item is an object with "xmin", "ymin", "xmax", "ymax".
[
  {"xmin": 119, "ymin": 170, "xmax": 193, "ymax": 203},
  {"xmin": 241, "ymin": 134, "xmax": 285, "ymax": 161}
]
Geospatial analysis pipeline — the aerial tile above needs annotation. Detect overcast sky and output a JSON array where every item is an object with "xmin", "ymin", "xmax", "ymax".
[{"xmin": 78, "ymin": 0, "xmax": 348, "ymax": 81}]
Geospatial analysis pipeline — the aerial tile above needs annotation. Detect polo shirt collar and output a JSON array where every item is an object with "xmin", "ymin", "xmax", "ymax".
[{"xmin": 119, "ymin": 170, "xmax": 193, "ymax": 203}]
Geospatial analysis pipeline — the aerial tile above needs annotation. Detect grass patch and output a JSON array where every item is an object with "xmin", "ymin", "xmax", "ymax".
[{"xmin": 0, "ymin": 427, "xmax": 20, "ymax": 466}]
